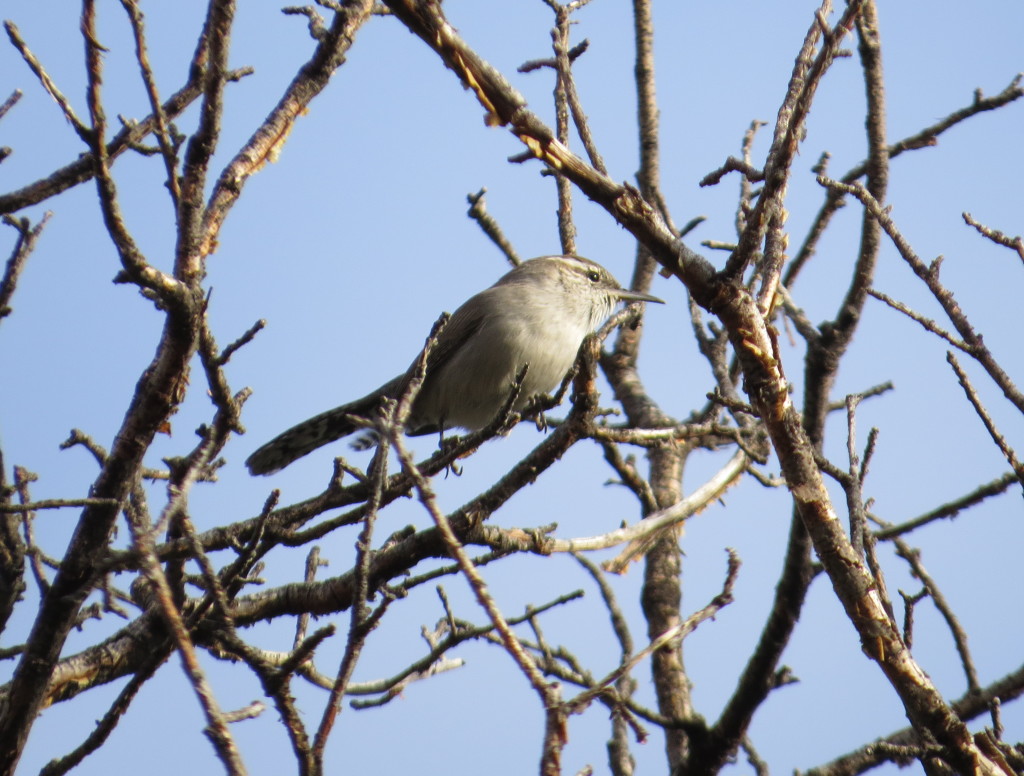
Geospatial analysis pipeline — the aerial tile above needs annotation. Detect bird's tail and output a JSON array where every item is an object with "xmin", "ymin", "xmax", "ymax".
[
  {"xmin": 246, "ymin": 374, "xmax": 411, "ymax": 475},
  {"xmin": 245, "ymin": 404, "xmax": 366, "ymax": 475}
]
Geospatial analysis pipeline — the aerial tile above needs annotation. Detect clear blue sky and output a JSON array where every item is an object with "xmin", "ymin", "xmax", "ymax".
[{"xmin": 1, "ymin": 2, "xmax": 1022, "ymax": 774}]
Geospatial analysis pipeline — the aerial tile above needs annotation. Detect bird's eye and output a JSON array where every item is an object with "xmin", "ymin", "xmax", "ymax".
[{"xmin": 587, "ymin": 270, "xmax": 601, "ymax": 283}]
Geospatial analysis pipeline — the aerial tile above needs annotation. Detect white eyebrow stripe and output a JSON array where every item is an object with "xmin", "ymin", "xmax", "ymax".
[{"xmin": 545, "ymin": 255, "xmax": 598, "ymax": 275}]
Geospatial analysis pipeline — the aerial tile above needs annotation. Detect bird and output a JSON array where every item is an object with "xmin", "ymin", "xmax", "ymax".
[{"xmin": 245, "ymin": 254, "xmax": 662, "ymax": 475}]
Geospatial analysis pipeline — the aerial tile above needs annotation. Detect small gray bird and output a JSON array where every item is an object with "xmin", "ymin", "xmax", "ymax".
[{"xmin": 246, "ymin": 255, "xmax": 662, "ymax": 475}]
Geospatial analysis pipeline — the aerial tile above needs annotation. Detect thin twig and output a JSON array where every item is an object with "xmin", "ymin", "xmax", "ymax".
[
  {"xmin": 0, "ymin": 498, "xmax": 119, "ymax": 514},
  {"xmin": 293, "ymin": 546, "xmax": 326, "ymax": 649},
  {"xmin": 199, "ymin": 0, "xmax": 376, "ymax": 258},
  {"xmin": 963, "ymin": 212, "xmax": 1024, "ymax": 266},
  {"xmin": 786, "ymin": 74, "xmax": 1023, "ymax": 289},
  {"xmin": 351, "ymin": 591, "xmax": 581, "ymax": 708},
  {"xmin": 391, "ymin": 435, "xmax": 551, "ymax": 695},
  {"xmin": 550, "ymin": 13, "xmax": 576, "ymax": 254},
  {"xmin": 217, "ymin": 318, "xmax": 266, "ymax": 366},
  {"xmin": 724, "ymin": 0, "xmax": 863, "ymax": 282},
  {"xmin": 13, "ymin": 467, "xmax": 48, "ymax": 596},
  {"xmin": 0, "ymin": 89, "xmax": 22, "ymax": 122},
  {"xmin": 820, "ymin": 175, "xmax": 1024, "ymax": 420},
  {"xmin": 83, "ymin": 1, "xmax": 182, "ymax": 304},
  {"xmin": 123, "ymin": 487, "xmax": 245, "ymax": 774},
  {"xmin": 570, "ymin": 549, "xmax": 740, "ymax": 711},
  {"xmin": 3, "ymin": 22, "xmax": 91, "ymax": 142},
  {"xmin": 604, "ymin": 449, "xmax": 747, "ymax": 573},
  {"xmin": 890, "ymin": 537, "xmax": 982, "ymax": 694},
  {"xmin": 946, "ymin": 352, "xmax": 1024, "ymax": 489},
  {"xmin": 0, "ymin": 68, "xmax": 252, "ymax": 216},
  {"xmin": 867, "ymin": 288, "xmax": 968, "ymax": 351},
  {"xmin": 38, "ymin": 653, "xmax": 168, "ymax": 776},
  {"xmin": 465, "ymin": 188, "xmax": 520, "ymax": 266},
  {"xmin": 874, "ymin": 471, "xmax": 1017, "ymax": 540},
  {"xmin": 0, "ymin": 213, "xmax": 51, "ymax": 321},
  {"xmin": 389, "ymin": 430, "xmax": 568, "ymax": 771},
  {"xmin": 118, "ymin": 0, "xmax": 182, "ymax": 205},
  {"xmin": 311, "ymin": 438, "xmax": 389, "ymax": 761}
]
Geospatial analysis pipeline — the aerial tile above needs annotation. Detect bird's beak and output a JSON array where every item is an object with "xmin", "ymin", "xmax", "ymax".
[{"xmin": 615, "ymin": 288, "xmax": 664, "ymax": 305}]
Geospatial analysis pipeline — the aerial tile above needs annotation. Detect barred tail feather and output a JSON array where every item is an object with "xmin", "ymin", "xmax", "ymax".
[
  {"xmin": 246, "ymin": 404, "xmax": 364, "ymax": 475},
  {"xmin": 246, "ymin": 377, "xmax": 406, "ymax": 475}
]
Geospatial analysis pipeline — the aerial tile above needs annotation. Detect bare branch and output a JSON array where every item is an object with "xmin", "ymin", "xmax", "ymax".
[
  {"xmin": 786, "ymin": 74, "xmax": 1023, "ymax": 289},
  {"xmin": 874, "ymin": 471, "xmax": 1017, "ymax": 540},
  {"xmin": 569, "ymin": 549, "xmax": 740, "ymax": 712},
  {"xmin": 0, "ymin": 212, "xmax": 50, "ymax": 321},
  {"xmin": 0, "ymin": 68, "xmax": 253, "ymax": 216},
  {"xmin": 723, "ymin": 0, "xmax": 864, "ymax": 284},
  {"xmin": 311, "ymin": 438, "xmax": 390, "ymax": 764},
  {"xmin": 199, "ymin": 0, "xmax": 376, "ymax": 259},
  {"xmin": 604, "ymin": 449, "xmax": 748, "ymax": 573},
  {"xmin": 390, "ymin": 429, "xmax": 569, "ymax": 774},
  {"xmin": 118, "ymin": 0, "xmax": 183, "ymax": 205},
  {"xmin": 819, "ymin": 175, "xmax": 1024, "ymax": 418},
  {"xmin": 38, "ymin": 652, "xmax": 168, "ymax": 776},
  {"xmin": 0, "ymin": 498, "xmax": 119, "ymax": 514}
]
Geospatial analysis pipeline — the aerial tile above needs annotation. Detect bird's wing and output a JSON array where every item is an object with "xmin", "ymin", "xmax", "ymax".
[
  {"xmin": 392, "ymin": 292, "xmax": 489, "ymax": 435},
  {"xmin": 423, "ymin": 297, "xmax": 487, "ymax": 376}
]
